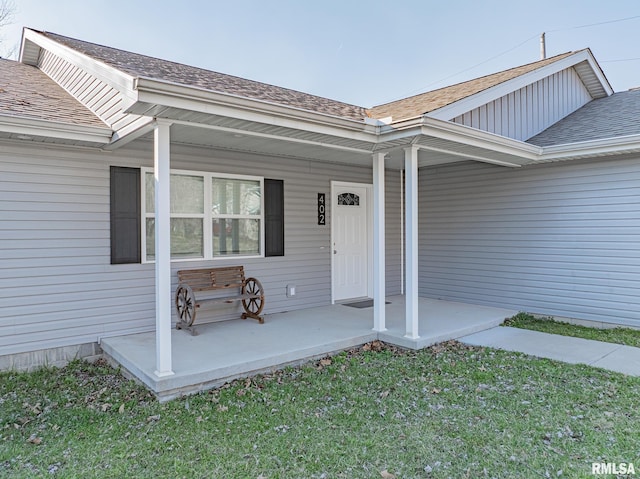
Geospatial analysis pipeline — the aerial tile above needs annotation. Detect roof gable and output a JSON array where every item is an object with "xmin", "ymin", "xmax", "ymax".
[
  {"xmin": 0, "ymin": 58, "xmax": 106, "ymax": 128},
  {"xmin": 34, "ymin": 30, "xmax": 369, "ymax": 122},
  {"xmin": 369, "ymin": 50, "xmax": 612, "ymax": 123}
]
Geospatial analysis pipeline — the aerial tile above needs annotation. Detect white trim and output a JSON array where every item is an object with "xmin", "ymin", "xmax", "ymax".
[
  {"xmin": 168, "ymin": 119, "xmax": 373, "ymax": 155},
  {"xmin": 372, "ymin": 152, "xmax": 386, "ymax": 332},
  {"xmin": 105, "ymin": 117, "xmax": 156, "ymax": 150},
  {"xmin": 0, "ymin": 114, "xmax": 112, "ymax": 144},
  {"xmin": 153, "ymin": 120, "xmax": 173, "ymax": 377},
  {"xmin": 404, "ymin": 146, "xmax": 419, "ymax": 340},
  {"xmin": 400, "ymin": 169, "xmax": 404, "ymax": 295},
  {"xmin": 539, "ymin": 134, "xmax": 640, "ymax": 161},
  {"xmin": 21, "ymin": 29, "xmax": 139, "ymax": 105},
  {"xmin": 134, "ymin": 77, "xmax": 375, "ymax": 133},
  {"xmin": 141, "ymin": 167, "xmax": 264, "ymax": 263},
  {"xmin": 330, "ymin": 181, "xmax": 374, "ymax": 304}
]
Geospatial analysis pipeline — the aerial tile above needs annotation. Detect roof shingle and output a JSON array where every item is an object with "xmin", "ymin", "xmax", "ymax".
[
  {"xmin": 527, "ymin": 89, "xmax": 640, "ymax": 146},
  {"xmin": 0, "ymin": 58, "xmax": 107, "ymax": 128},
  {"xmin": 39, "ymin": 31, "xmax": 369, "ymax": 122},
  {"xmin": 368, "ymin": 52, "xmax": 577, "ymax": 121}
]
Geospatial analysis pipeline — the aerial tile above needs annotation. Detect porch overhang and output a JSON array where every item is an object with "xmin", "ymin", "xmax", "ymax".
[
  {"xmin": 0, "ymin": 114, "xmax": 112, "ymax": 147},
  {"xmin": 103, "ymin": 75, "xmax": 550, "ymax": 170}
]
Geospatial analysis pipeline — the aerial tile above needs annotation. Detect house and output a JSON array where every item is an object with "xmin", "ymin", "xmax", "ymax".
[{"xmin": 1, "ymin": 27, "xmax": 639, "ymax": 386}]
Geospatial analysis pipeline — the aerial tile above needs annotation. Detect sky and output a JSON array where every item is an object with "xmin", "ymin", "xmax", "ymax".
[{"xmin": 4, "ymin": 0, "xmax": 640, "ymax": 107}]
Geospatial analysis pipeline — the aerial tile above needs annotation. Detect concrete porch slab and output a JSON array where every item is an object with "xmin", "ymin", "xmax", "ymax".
[
  {"xmin": 380, "ymin": 297, "xmax": 516, "ymax": 349},
  {"xmin": 101, "ymin": 296, "xmax": 514, "ymax": 401}
]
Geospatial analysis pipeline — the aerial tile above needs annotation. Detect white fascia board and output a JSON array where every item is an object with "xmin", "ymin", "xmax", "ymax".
[
  {"xmin": 133, "ymin": 77, "xmax": 378, "ymax": 142},
  {"xmin": 427, "ymin": 50, "xmax": 611, "ymax": 121},
  {"xmin": 21, "ymin": 29, "xmax": 139, "ymax": 107},
  {"xmin": 0, "ymin": 114, "xmax": 112, "ymax": 144},
  {"xmin": 421, "ymin": 117, "xmax": 541, "ymax": 159},
  {"xmin": 104, "ymin": 117, "xmax": 156, "ymax": 150},
  {"xmin": 376, "ymin": 117, "xmax": 537, "ymax": 166},
  {"xmin": 539, "ymin": 134, "xmax": 640, "ymax": 161},
  {"xmin": 169, "ymin": 118, "xmax": 373, "ymax": 154}
]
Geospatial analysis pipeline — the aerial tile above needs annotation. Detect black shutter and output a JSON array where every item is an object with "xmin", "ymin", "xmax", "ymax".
[
  {"xmin": 264, "ymin": 178, "xmax": 284, "ymax": 257},
  {"xmin": 110, "ymin": 166, "xmax": 141, "ymax": 264}
]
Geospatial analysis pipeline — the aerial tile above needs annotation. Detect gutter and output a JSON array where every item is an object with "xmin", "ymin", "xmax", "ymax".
[
  {"xmin": 133, "ymin": 76, "xmax": 379, "ymax": 140},
  {"xmin": 0, "ymin": 114, "xmax": 112, "ymax": 144},
  {"xmin": 539, "ymin": 134, "xmax": 640, "ymax": 161}
]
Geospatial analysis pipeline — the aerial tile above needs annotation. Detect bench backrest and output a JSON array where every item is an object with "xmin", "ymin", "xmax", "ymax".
[{"xmin": 177, "ymin": 266, "xmax": 246, "ymax": 292}]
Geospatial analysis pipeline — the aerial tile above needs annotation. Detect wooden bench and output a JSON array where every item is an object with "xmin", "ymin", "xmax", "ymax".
[{"xmin": 174, "ymin": 266, "xmax": 265, "ymax": 335}]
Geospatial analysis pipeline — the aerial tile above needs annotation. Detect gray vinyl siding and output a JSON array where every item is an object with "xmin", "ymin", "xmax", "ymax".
[
  {"xmin": 452, "ymin": 68, "xmax": 591, "ymax": 141},
  {"xmin": 418, "ymin": 155, "xmax": 640, "ymax": 326},
  {"xmin": 384, "ymin": 169, "xmax": 403, "ymax": 295},
  {"xmin": 0, "ymin": 141, "xmax": 401, "ymax": 357}
]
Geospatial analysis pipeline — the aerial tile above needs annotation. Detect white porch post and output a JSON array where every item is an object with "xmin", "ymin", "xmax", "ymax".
[
  {"xmin": 154, "ymin": 120, "xmax": 174, "ymax": 377},
  {"xmin": 404, "ymin": 145, "xmax": 419, "ymax": 339},
  {"xmin": 372, "ymin": 152, "xmax": 386, "ymax": 332}
]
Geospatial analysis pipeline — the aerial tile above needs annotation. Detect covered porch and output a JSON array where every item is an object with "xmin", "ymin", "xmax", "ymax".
[{"xmin": 101, "ymin": 296, "xmax": 515, "ymax": 401}]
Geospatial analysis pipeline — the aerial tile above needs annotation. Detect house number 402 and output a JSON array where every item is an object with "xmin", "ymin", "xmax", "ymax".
[{"xmin": 317, "ymin": 193, "xmax": 326, "ymax": 225}]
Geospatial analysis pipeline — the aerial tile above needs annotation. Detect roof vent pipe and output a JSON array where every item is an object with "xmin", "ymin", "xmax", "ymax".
[{"xmin": 540, "ymin": 32, "xmax": 546, "ymax": 60}]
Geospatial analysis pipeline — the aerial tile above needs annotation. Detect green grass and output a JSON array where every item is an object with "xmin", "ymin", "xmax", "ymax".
[
  {"xmin": 2, "ymin": 341, "xmax": 640, "ymax": 478},
  {"xmin": 504, "ymin": 312, "xmax": 640, "ymax": 348}
]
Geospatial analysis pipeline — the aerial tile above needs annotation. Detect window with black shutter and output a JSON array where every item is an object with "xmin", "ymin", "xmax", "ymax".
[
  {"xmin": 264, "ymin": 178, "xmax": 284, "ymax": 257},
  {"xmin": 110, "ymin": 166, "xmax": 141, "ymax": 264}
]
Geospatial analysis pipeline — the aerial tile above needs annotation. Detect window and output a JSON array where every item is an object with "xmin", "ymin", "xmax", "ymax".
[
  {"xmin": 142, "ymin": 168, "xmax": 264, "ymax": 261},
  {"xmin": 337, "ymin": 192, "xmax": 360, "ymax": 206}
]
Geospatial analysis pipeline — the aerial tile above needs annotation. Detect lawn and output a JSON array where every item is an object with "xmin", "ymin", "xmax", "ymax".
[
  {"xmin": 1, "ymin": 340, "xmax": 639, "ymax": 478},
  {"xmin": 504, "ymin": 312, "xmax": 640, "ymax": 348}
]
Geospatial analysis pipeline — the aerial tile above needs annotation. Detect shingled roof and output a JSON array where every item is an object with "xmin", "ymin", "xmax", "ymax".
[
  {"xmin": 527, "ymin": 88, "xmax": 640, "ymax": 146},
  {"xmin": 37, "ymin": 30, "xmax": 370, "ymax": 122},
  {"xmin": 0, "ymin": 58, "xmax": 106, "ymax": 127},
  {"xmin": 368, "ymin": 52, "xmax": 577, "ymax": 121}
]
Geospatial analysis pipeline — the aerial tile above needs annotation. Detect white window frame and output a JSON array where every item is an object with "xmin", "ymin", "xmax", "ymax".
[{"xmin": 141, "ymin": 167, "xmax": 265, "ymax": 263}]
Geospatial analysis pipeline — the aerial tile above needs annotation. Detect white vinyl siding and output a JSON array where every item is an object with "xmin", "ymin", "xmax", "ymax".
[
  {"xmin": 418, "ymin": 156, "xmax": 640, "ymax": 327},
  {"xmin": 37, "ymin": 49, "xmax": 141, "ymax": 131},
  {"xmin": 0, "ymin": 142, "xmax": 402, "ymax": 357},
  {"xmin": 452, "ymin": 68, "xmax": 592, "ymax": 141}
]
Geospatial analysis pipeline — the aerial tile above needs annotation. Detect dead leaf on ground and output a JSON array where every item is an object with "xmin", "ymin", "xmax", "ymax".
[
  {"xmin": 146, "ymin": 415, "xmax": 160, "ymax": 422},
  {"xmin": 27, "ymin": 434, "xmax": 42, "ymax": 445},
  {"xmin": 380, "ymin": 470, "xmax": 396, "ymax": 478},
  {"xmin": 380, "ymin": 390, "xmax": 390, "ymax": 399},
  {"xmin": 101, "ymin": 403, "xmax": 111, "ymax": 412},
  {"xmin": 432, "ymin": 388, "xmax": 441, "ymax": 394},
  {"xmin": 217, "ymin": 405, "xmax": 229, "ymax": 412},
  {"xmin": 320, "ymin": 358, "xmax": 332, "ymax": 366},
  {"xmin": 118, "ymin": 404, "xmax": 125, "ymax": 414}
]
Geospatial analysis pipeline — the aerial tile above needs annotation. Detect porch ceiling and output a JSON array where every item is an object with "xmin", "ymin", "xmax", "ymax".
[{"xmin": 144, "ymin": 118, "xmax": 532, "ymax": 170}]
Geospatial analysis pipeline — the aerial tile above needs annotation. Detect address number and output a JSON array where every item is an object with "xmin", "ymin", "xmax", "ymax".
[{"xmin": 317, "ymin": 193, "xmax": 326, "ymax": 225}]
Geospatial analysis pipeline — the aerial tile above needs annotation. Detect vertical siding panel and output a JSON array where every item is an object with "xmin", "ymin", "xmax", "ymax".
[
  {"xmin": 37, "ymin": 49, "xmax": 141, "ymax": 131},
  {"xmin": 494, "ymin": 97, "xmax": 502, "ymax": 134},
  {"xmin": 478, "ymin": 104, "xmax": 487, "ymax": 131}
]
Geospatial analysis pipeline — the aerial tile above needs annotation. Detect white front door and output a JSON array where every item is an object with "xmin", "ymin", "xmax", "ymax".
[{"xmin": 332, "ymin": 182, "xmax": 371, "ymax": 302}]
